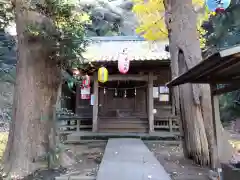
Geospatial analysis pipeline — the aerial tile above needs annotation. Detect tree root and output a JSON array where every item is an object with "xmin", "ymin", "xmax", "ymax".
[{"xmin": 188, "ymin": 151, "xmax": 210, "ymax": 166}]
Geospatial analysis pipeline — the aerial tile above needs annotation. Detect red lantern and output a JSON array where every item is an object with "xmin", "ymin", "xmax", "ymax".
[
  {"xmin": 215, "ymin": 7, "xmax": 225, "ymax": 13},
  {"xmin": 81, "ymin": 75, "xmax": 91, "ymax": 99},
  {"xmin": 82, "ymin": 75, "xmax": 90, "ymax": 88},
  {"xmin": 118, "ymin": 53, "xmax": 130, "ymax": 74}
]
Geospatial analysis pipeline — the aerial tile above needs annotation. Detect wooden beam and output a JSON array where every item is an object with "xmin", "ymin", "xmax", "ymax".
[
  {"xmin": 108, "ymin": 75, "xmax": 158, "ymax": 81},
  {"xmin": 193, "ymin": 57, "xmax": 238, "ymax": 82},
  {"xmin": 187, "ymin": 77, "xmax": 240, "ymax": 84},
  {"xmin": 89, "ymin": 75, "xmax": 157, "ymax": 81},
  {"xmin": 148, "ymin": 72, "xmax": 154, "ymax": 133},
  {"xmin": 92, "ymin": 73, "xmax": 99, "ymax": 132}
]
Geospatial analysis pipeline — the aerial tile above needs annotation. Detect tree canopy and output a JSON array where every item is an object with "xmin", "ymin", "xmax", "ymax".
[
  {"xmin": 201, "ymin": 0, "xmax": 240, "ymax": 49},
  {"xmin": 201, "ymin": 0, "xmax": 240, "ymax": 123},
  {"xmin": 0, "ymin": 0, "xmax": 94, "ymax": 87},
  {"xmin": 132, "ymin": 0, "xmax": 211, "ymax": 48}
]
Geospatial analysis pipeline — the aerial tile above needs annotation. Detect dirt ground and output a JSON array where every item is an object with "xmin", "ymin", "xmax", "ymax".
[
  {"xmin": 60, "ymin": 141, "xmax": 106, "ymax": 178},
  {"xmin": 63, "ymin": 140, "xmax": 210, "ymax": 180},
  {"xmin": 145, "ymin": 141, "xmax": 210, "ymax": 180},
  {"xmin": 56, "ymin": 140, "xmax": 210, "ymax": 180},
  {"xmin": 1, "ymin": 138, "xmax": 239, "ymax": 180},
  {"xmin": 0, "ymin": 140, "xmax": 106, "ymax": 180},
  {"xmin": 64, "ymin": 140, "xmax": 210, "ymax": 180}
]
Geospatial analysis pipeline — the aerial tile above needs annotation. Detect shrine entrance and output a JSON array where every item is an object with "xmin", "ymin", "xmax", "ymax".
[{"xmin": 98, "ymin": 81, "xmax": 149, "ymax": 133}]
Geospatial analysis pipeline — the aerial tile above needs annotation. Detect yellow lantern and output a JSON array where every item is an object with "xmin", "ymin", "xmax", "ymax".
[{"xmin": 98, "ymin": 67, "xmax": 108, "ymax": 83}]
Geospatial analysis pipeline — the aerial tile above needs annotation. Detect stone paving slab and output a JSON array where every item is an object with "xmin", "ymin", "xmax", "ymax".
[{"xmin": 96, "ymin": 138, "xmax": 171, "ymax": 180}]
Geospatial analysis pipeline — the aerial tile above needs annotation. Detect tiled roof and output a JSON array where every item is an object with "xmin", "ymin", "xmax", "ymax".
[{"xmin": 83, "ymin": 36, "xmax": 170, "ymax": 62}]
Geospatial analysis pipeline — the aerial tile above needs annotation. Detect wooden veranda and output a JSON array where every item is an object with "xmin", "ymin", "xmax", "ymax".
[{"xmin": 167, "ymin": 45, "xmax": 240, "ymax": 169}]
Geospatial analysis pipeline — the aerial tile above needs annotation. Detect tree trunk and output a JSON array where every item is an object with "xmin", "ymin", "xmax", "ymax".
[
  {"xmin": 163, "ymin": 0, "xmax": 215, "ymax": 166},
  {"xmin": 2, "ymin": 1, "xmax": 61, "ymax": 177}
]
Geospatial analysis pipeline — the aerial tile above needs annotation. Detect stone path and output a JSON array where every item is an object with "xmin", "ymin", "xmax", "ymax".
[{"xmin": 96, "ymin": 138, "xmax": 171, "ymax": 180}]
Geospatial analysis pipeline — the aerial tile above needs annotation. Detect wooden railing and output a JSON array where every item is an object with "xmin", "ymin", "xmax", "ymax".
[
  {"xmin": 57, "ymin": 115, "xmax": 180, "ymax": 134},
  {"xmin": 57, "ymin": 116, "xmax": 92, "ymax": 134},
  {"xmin": 154, "ymin": 116, "xmax": 179, "ymax": 132}
]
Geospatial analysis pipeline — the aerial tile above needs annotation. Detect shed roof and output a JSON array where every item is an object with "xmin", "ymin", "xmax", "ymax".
[
  {"xmin": 83, "ymin": 36, "xmax": 170, "ymax": 62},
  {"xmin": 167, "ymin": 45, "xmax": 240, "ymax": 95}
]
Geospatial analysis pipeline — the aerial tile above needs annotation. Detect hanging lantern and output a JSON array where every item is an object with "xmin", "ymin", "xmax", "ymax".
[
  {"xmin": 98, "ymin": 66, "xmax": 108, "ymax": 83},
  {"xmin": 82, "ymin": 75, "xmax": 90, "ymax": 88},
  {"xmin": 206, "ymin": 0, "xmax": 231, "ymax": 12},
  {"xmin": 118, "ymin": 53, "xmax": 130, "ymax": 74}
]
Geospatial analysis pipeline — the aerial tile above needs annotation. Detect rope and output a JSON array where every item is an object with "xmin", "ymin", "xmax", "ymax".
[{"xmin": 98, "ymin": 85, "xmax": 147, "ymax": 90}]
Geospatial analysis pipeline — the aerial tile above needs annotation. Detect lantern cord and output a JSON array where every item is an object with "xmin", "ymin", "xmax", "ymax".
[{"xmin": 98, "ymin": 85, "xmax": 147, "ymax": 90}]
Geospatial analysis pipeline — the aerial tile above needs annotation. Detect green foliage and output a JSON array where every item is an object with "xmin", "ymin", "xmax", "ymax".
[
  {"xmin": 202, "ymin": 1, "xmax": 240, "ymax": 122},
  {"xmin": 0, "ymin": 0, "xmax": 91, "ymax": 70},
  {"xmin": 27, "ymin": 0, "xmax": 89, "ymax": 69},
  {"xmin": 202, "ymin": 0, "xmax": 240, "ymax": 49},
  {"xmin": 0, "ymin": 0, "xmax": 93, "ymax": 93},
  {"xmin": 219, "ymin": 90, "xmax": 240, "ymax": 122},
  {"xmin": 0, "ymin": 0, "xmax": 14, "ymax": 29}
]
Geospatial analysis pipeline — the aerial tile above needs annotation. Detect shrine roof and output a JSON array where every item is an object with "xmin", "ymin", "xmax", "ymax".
[
  {"xmin": 83, "ymin": 36, "xmax": 170, "ymax": 62},
  {"xmin": 167, "ymin": 45, "xmax": 240, "ymax": 94}
]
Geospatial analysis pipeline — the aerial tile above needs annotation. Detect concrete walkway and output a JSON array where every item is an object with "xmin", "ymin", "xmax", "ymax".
[{"xmin": 96, "ymin": 138, "xmax": 171, "ymax": 180}]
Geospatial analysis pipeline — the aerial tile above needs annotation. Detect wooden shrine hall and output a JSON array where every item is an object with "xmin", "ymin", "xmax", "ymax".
[{"xmin": 59, "ymin": 36, "xmax": 180, "ymax": 135}]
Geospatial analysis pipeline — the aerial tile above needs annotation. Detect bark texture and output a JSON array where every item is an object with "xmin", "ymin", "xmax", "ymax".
[
  {"xmin": 2, "ymin": 0, "xmax": 61, "ymax": 177},
  {"xmin": 164, "ymin": 0, "xmax": 215, "ymax": 166}
]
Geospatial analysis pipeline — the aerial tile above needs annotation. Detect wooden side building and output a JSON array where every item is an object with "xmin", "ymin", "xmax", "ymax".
[{"xmin": 59, "ymin": 36, "xmax": 179, "ymax": 135}]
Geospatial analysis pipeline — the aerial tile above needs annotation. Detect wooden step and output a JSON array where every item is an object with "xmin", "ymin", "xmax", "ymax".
[
  {"xmin": 99, "ymin": 123, "xmax": 148, "ymax": 129},
  {"xmin": 99, "ymin": 128, "xmax": 148, "ymax": 133},
  {"xmin": 99, "ymin": 117, "xmax": 148, "ymax": 121},
  {"xmin": 99, "ymin": 120, "xmax": 148, "ymax": 124}
]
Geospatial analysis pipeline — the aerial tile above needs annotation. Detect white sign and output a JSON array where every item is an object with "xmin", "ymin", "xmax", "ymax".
[
  {"xmin": 153, "ymin": 87, "xmax": 159, "ymax": 98},
  {"xmin": 81, "ymin": 87, "xmax": 90, "ymax": 99},
  {"xmin": 90, "ymin": 94, "xmax": 95, "ymax": 105}
]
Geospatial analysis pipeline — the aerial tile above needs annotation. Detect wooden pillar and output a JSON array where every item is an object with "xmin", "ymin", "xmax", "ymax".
[
  {"xmin": 211, "ymin": 85, "xmax": 221, "ymax": 169},
  {"xmin": 92, "ymin": 73, "xmax": 99, "ymax": 132},
  {"xmin": 169, "ymin": 117, "xmax": 173, "ymax": 133},
  {"xmin": 148, "ymin": 72, "xmax": 154, "ymax": 133},
  {"xmin": 76, "ymin": 119, "xmax": 80, "ymax": 132}
]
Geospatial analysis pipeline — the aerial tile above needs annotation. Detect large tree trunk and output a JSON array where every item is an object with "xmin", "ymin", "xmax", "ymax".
[
  {"xmin": 163, "ymin": 0, "xmax": 216, "ymax": 166},
  {"xmin": 2, "ymin": 0, "xmax": 61, "ymax": 177}
]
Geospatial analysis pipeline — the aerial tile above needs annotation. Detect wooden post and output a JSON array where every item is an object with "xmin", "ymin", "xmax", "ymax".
[
  {"xmin": 148, "ymin": 72, "xmax": 154, "ymax": 133},
  {"xmin": 211, "ymin": 85, "xmax": 221, "ymax": 169},
  {"xmin": 92, "ymin": 73, "xmax": 99, "ymax": 132},
  {"xmin": 169, "ymin": 117, "xmax": 173, "ymax": 133},
  {"xmin": 76, "ymin": 119, "xmax": 80, "ymax": 132}
]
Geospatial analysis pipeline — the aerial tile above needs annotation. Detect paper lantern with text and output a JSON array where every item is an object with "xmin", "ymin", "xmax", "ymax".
[
  {"xmin": 118, "ymin": 53, "xmax": 130, "ymax": 74},
  {"xmin": 206, "ymin": 0, "xmax": 231, "ymax": 12},
  {"xmin": 98, "ymin": 67, "xmax": 108, "ymax": 83}
]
